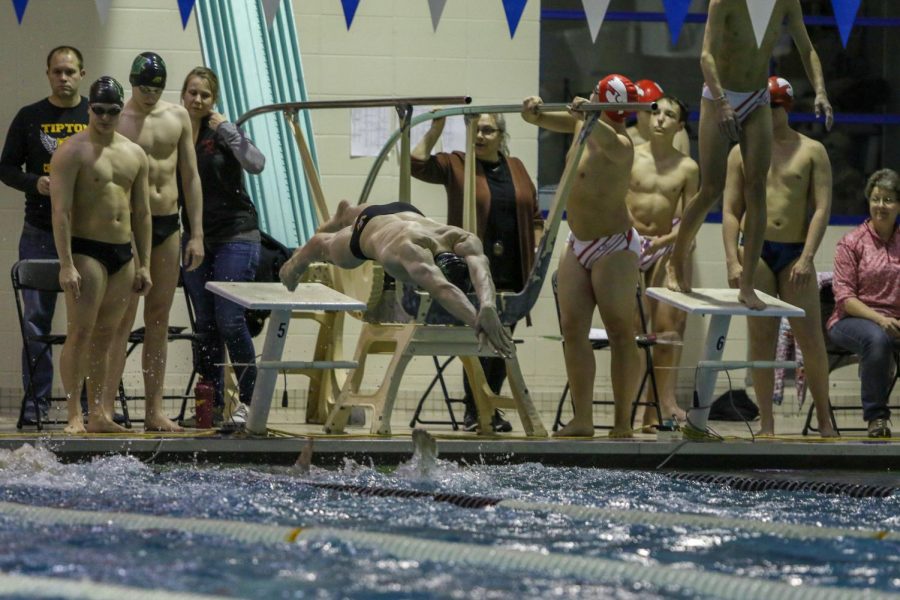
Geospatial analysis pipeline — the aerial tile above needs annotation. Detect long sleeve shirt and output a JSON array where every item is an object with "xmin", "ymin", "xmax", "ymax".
[
  {"xmin": 828, "ymin": 219, "xmax": 900, "ymax": 330},
  {"xmin": 0, "ymin": 97, "xmax": 89, "ymax": 231},
  {"xmin": 180, "ymin": 118, "xmax": 265, "ymax": 243},
  {"xmin": 410, "ymin": 151, "xmax": 543, "ymax": 291}
]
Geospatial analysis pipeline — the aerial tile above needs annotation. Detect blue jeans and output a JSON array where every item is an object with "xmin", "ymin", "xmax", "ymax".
[
  {"xmin": 18, "ymin": 223, "xmax": 58, "ymax": 412},
  {"xmin": 183, "ymin": 240, "xmax": 260, "ymax": 408},
  {"xmin": 829, "ymin": 317, "xmax": 900, "ymax": 422}
]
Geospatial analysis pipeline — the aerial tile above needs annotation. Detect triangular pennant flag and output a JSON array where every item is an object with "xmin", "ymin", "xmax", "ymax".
[
  {"xmin": 94, "ymin": 0, "xmax": 112, "ymax": 25},
  {"xmin": 341, "ymin": 0, "xmax": 360, "ymax": 30},
  {"xmin": 428, "ymin": 0, "xmax": 447, "ymax": 32},
  {"xmin": 746, "ymin": 0, "xmax": 777, "ymax": 47},
  {"xmin": 11, "ymin": 0, "xmax": 28, "ymax": 24},
  {"xmin": 581, "ymin": 0, "xmax": 610, "ymax": 43},
  {"xmin": 177, "ymin": 0, "xmax": 196, "ymax": 29},
  {"xmin": 661, "ymin": 0, "xmax": 692, "ymax": 46},
  {"xmin": 831, "ymin": 0, "xmax": 861, "ymax": 48},
  {"xmin": 502, "ymin": 0, "xmax": 528, "ymax": 38},
  {"xmin": 261, "ymin": 0, "xmax": 281, "ymax": 29}
]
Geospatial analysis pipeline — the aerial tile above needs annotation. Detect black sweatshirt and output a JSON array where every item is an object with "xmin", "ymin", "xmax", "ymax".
[
  {"xmin": 180, "ymin": 118, "xmax": 264, "ymax": 242},
  {"xmin": 0, "ymin": 97, "xmax": 89, "ymax": 231}
]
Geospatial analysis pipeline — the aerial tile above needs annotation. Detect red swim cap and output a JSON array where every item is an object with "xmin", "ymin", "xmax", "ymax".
[
  {"xmin": 768, "ymin": 76, "xmax": 794, "ymax": 111},
  {"xmin": 595, "ymin": 74, "xmax": 638, "ymax": 123},
  {"xmin": 636, "ymin": 79, "xmax": 664, "ymax": 104}
]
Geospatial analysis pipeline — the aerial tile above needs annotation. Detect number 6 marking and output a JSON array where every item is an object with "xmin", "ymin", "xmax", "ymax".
[{"xmin": 716, "ymin": 336, "xmax": 725, "ymax": 351}]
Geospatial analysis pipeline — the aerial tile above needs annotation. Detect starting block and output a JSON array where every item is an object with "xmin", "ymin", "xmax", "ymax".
[
  {"xmin": 205, "ymin": 282, "xmax": 366, "ymax": 435},
  {"xmin": 645, "ymin": 288, "xmax": 804, "ymax": 438}
]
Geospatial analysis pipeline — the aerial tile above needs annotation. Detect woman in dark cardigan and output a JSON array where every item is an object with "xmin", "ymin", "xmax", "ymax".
[
  {"xmin": 411, "ymin": 112, "xmax": 543, "ymax": 432},
  {"xmin": 179, "ymin": 67, "xmax": 265, "ymax": 427}
]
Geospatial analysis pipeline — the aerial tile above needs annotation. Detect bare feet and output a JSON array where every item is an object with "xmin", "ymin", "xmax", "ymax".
[
  {"xmin": 818, "ymin": 422, "xmax": 839, "ymax": 438},
  {"xmin": 737, "ymin": 286, "xmax": 766, "ymax": 310},
  {"xmin": 86, "ymin": 415, "xmax": 129, "ymax": 434},
  {"xmin": 755, "ymin": 426, "xmax": 775, "ymax": 438},
  {"xmin": 279, "ymin": 251, "xmax": 308, "ymax": 292},
  {"xmin": 144, "ymin": 414, "xmax": 184, "ymax": 433},
  {"xmin": 64, "ymin": 417, "xmax": 86, "ymax": 435},
  {"xmin": 608, "ymin": 428, "xmax": 635, "ymax": 440},
  {"xmin": 553, "ymin": 420, "xmax": 595, "ymax": 438},
  {"xmin": 664, "ymin": 260, "xmax": 691, "ymax": 293},
  {"xmin": 317, "ymin": 200, "xmax": 353, "ymax": 233},
  {"xmin": 662, "ymin": 405, "xmax": 686, "ymax": 423},
  {"xmin": 641, "ymin": 405, "xmax": 685, "ymax": 432}
]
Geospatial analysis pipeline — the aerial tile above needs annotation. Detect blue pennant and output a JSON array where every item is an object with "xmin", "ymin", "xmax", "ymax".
[
  {"xmin": 12, "ymin": 0, "xmax": 28, "ymax": 24},
  {"xmin": 831, "ymin": 0, "xmax": 861, "ymax": 48},
  {"xmin": 341, "ymin": 0, "xmax": 361, "ymax": 30},
  {"xmin": 661, "ymin": 0, "xmax": 692, "ymax": 46},
  {"xmin": 502, "ymin": 0, "xmax": 528, "ymax": 38},
  {"xmin": 177, "ymin": 0, "xmax": 196, "ymax": 29}
]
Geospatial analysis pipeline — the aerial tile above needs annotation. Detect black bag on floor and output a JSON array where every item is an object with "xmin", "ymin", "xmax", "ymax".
[{"xmin": 708, "ymin": 389, "xmax": 759, "ymax": 421}]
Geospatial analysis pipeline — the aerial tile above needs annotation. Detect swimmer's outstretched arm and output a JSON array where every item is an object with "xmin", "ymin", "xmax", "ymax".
[{"xmin": 455, "ymin": 237, "xmax": 514, "ymax": 358}]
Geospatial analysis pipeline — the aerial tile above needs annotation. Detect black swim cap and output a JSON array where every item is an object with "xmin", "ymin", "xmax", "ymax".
[
  {"xmin": 129, "ymin": 52, "xmax": 167, "ymax": 88},
  {"xmin": 89, "ymin": 76, "xmax": 124, "ymax": 106},
  {"xmin": 434, "ymin": 252, "xmax": 473, "ymax": 293}
]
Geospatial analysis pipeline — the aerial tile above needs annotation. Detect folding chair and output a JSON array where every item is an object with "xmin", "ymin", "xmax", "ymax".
[
  {"xmin": 408, "ymin": 356, "xmax": 466, "ymax": 430},
  {"xmin": 551, "ymin": 270, "xmax": 663, "ymax": 431},
  {"xmin": 803, "ymin": 282, "xmax": 900, "ymax": 435},
  {"xmin": 117, "ymin": 277, "xmax": 202, "ymax": 424},
  {"xmin": 11, "ymin": 259, "xmax": 129, "ymax": 430}
]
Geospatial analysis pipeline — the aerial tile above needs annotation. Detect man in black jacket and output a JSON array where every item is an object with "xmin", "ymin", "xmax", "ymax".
[{"xmin": 0, "ymin": 46, "xmax": 88, "ymax": 423}]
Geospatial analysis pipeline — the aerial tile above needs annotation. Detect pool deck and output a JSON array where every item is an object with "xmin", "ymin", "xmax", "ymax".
[{"xmin": 1, "ymin": 410, "xmax": 899, "ymax": 470}]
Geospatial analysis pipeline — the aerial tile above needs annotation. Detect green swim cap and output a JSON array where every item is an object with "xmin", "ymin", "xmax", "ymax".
[{"xmin": 129, "ymin": 52, "xmax": 167, "ymax": 88}]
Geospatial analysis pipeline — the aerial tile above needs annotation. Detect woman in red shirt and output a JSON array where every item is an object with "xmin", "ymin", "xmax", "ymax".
[
  {"xmin": 411, "ymin": 113, "xmax": 543, "ymax": 432},
  {"xmin": 828, "ymin": 169, "xmax": 900, "ymax": 438}
]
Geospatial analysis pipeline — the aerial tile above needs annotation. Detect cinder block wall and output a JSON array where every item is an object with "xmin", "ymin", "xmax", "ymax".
[{"xmin": 0, "ymin": 1, "xmax": 878, "ymax": 423}]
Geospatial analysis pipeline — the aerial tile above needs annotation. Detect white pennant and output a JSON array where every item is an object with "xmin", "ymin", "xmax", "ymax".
[
  {"xmin": 427, "ymin": 0, "xmax": 447, "ymax": 32},
  {"xmin": 582, "ymin": 0, "xmax": 611, "ymax": 43},
  {"xmin": 261, "ymin": 0, "xmax": 282, "ymax": 29},
  {"xmin": 94, "ymin": 0, "xmax": 112, "ymax": 25},
  {"xmin": 746, "ymin": 0, "xmax": 778, "ymax": 47}
]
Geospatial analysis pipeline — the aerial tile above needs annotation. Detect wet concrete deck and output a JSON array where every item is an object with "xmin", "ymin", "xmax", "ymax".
[{"xmin": 1, "ymin": 409, "xmax": 898, "ymax": 470}]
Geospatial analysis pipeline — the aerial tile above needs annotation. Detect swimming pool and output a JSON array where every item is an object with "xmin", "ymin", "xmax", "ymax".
[{"xmin": 0, "ymin": 443, "xmax": 897, "ymax": 599}]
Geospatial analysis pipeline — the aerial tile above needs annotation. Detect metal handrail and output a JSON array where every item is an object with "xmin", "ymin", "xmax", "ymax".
[
  {"xmin": 357, "ymin": 101, "xmax": 656, "ymax": 205},
  {"xmin": 235, "ymin": 96, "xmax": 472, "ymax": 126}
]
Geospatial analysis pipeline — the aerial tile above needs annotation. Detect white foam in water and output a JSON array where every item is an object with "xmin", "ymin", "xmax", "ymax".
[
  {"xmin": 0, "ymin": 444, "xmax": 66, "ymax": 476},
  {"xmin": 394, "ymin": 429, "xmax": 460, "ymax": 481}
]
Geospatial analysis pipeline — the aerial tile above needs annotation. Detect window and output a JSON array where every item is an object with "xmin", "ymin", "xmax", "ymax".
[{"xmin": 537, "ymin": 0, "xmax": 900, "ymax": 219}]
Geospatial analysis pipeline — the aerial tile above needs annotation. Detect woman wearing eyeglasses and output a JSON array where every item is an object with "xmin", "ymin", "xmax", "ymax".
[
  {"xmin": 178, "ymin": 66, "xmax": 266, "ymax": 427},
  {"xmin": 411, "ymin": 112, "xmax": 543, "ymax": 433},
  {"xmin": 827, "ymin": 168, "xmax": 900, "ymax": 438}
]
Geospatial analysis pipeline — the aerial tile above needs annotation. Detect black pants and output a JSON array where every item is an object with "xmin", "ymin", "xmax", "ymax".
[{"xmin": 462, "ymin": 323, "xmax": 517, "ymax": 413}]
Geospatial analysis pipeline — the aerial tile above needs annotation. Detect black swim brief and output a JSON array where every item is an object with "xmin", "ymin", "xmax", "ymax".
[
  {"xmin": 348, "ymin": 201, "xmax": 424, "ymax": 261},
  {"xmin": 152, "ymin": 213, "xmax": 180, "ymax": 247},
  {"xmin": 760, "ymin": 240, "xmax": 805, "ymax": 275},
  {"xmin": 71, "ymin": 237, "xmax": 133, "ymax": 275}
]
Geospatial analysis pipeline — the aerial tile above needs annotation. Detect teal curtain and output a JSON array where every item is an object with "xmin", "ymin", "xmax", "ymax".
[{"xmin": 195, "ymin": 0, "xmax": 318, "ymax": 246}]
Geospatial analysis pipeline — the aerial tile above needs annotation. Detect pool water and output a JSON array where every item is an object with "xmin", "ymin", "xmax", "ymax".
[{"xmin": 0, "ymin": 443, "xmax": 898, "ymax": 599}]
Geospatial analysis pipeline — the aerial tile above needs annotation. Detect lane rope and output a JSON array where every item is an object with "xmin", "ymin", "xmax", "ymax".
[
  {"xmin": 299, "ymin": 480, "xmax": 897, "ymax": 541},
  {"xmin": 0, "ymin": 572, "xmax": 232, "ymax": 600},
  {"xmin": 0, "ymin": 501, "xmax": 895, "ymax": 600}
]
